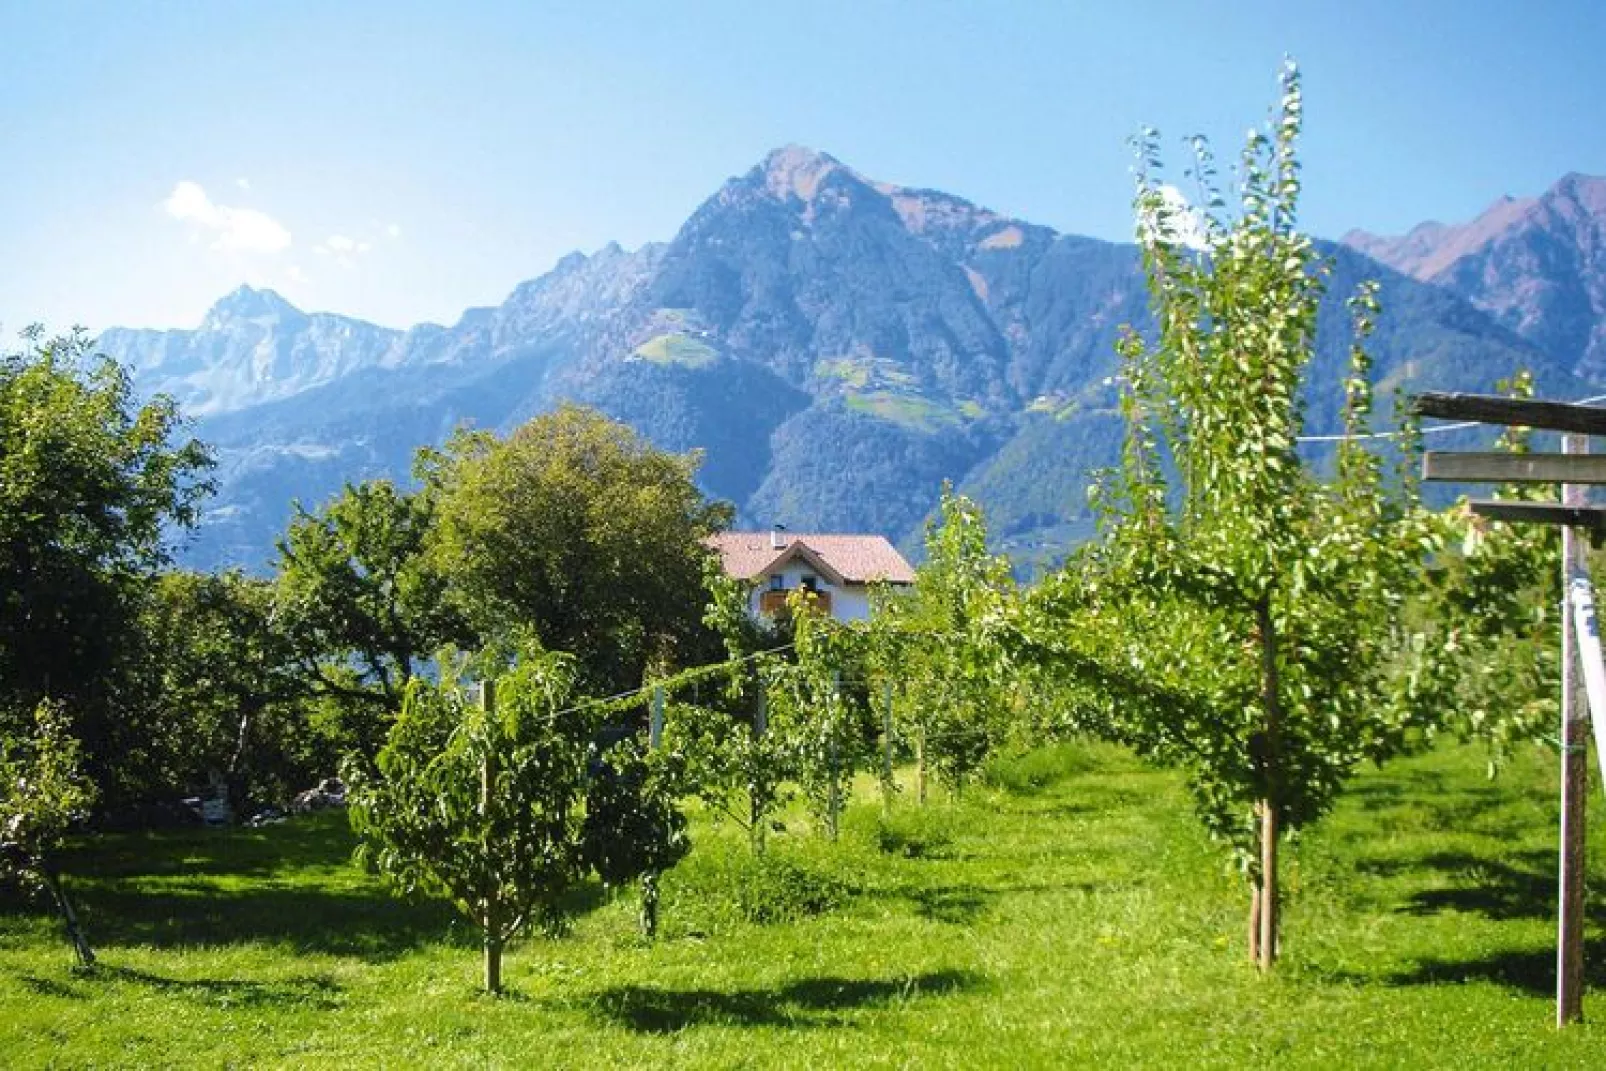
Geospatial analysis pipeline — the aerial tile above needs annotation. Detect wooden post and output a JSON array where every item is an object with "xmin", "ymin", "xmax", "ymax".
[
  {"xmin": 478, "ymin": 679, "xmax": 502, "ymax": 994},
  {"xmin": 827, "ymin": 669, "xmax": 842, "ymax": 840},
  {"xmin": 881, "ymin": 680, "xmax": 895, "ymax": 807},
  {"xmin": 41, "ymin": 865, "xmax": 95, "ymax": 969},
  {"xmin": 752, "ymin": 674, "xmax": 768, "ymax": 854},
  {"xmin": 650, "ymin": 685, "xmax": 664, "ymax": 750},
  {"xmin": 1256, "ymin": 596, "xmax": 1282, "ymax": 972},
  {"xmin": 1558, "ymin": 433, "xmax": 1589, "ymax": 1027},
  {"xmin": 916, "ymin": 727, "xmax": 928, "ymax": 806}
]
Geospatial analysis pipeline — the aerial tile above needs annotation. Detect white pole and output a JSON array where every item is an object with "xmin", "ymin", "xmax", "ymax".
[
  {"xmin": 650, "ymin": 685, "xmax": 664, "ymax": 750},
  {"xmin": 1567, "ymin": 573, "xmax": 1606, "ymax": 789}
]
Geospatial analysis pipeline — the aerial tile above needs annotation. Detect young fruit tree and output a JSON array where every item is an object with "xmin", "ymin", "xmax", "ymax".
[
  {"xmin": 765, "ymin": 603, "xmax": 871, "ymax": 840},
  {"xmin": 346, "ymin": 649, "xmax": 592, "ymax": 994},
  {"xmin": 0, "ymin": 701, "xmax": 99, "ymax": 968},
  {"xmin": 1399, "ymin": 377, "xmax": 1567, "ymax": 768},
  {"xmin": 869, "ymin": 489, "xmax": 1017, "ymax": 803},
  {"xmin": 1047, "ymin": 62, "xmax": 1434, "ymax": 969},
  {"xmin": 580, "ymin": 735, "xmax": 689, "ymax": 938},
  {"xmin": 676, "ymin": 563, "xmax": 794, "ymax": 854}
]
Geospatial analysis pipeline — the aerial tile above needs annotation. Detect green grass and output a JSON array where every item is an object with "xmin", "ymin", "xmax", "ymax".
[
  {"xmin": 844, "ymin": 391, "xmax": 963, "ymax": 432},
  {"xmin": 631, "ymin": 333, "xmax": 718, "ymax": 368},
  {"xmin": 3, "ymin": 742, "xmax": 1605, "ymax": 1067},
  {"xmin": 815, "ymin": 357, "xmax": 987, "ymax": 430}
]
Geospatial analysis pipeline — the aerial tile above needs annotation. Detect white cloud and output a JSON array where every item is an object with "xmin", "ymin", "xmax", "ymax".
[
  {"xmin": 386, "ymin": 223, "xmax": 402, "ymax": 239},
  {"xmin": 286, "ymin": 264, "xmax": 309, "ymax": 284},
  {"xmin": 1139, "ymin": 184, "xmax": 1210, "ymax": 252},
  {"xmin": 315, "ymin": 233, "xmax": 376, "ymax": 268},
  {"xmin": 235, "ymin": 177, "xmax": 251, "ymax": 191},
  {"xmin": 162, "ymin": 180, "xmax": 291, "ymax": 253}
]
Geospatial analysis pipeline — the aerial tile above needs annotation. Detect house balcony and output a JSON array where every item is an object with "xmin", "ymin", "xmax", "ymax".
[{"xmin": 758, "ymin": 589, "xmax": 831, "ymax": 616}]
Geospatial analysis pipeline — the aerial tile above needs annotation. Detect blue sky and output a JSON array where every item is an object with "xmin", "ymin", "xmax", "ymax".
[{"xmin": 2, "ymin": 1, "xmax": 1602, "ymax": 332}]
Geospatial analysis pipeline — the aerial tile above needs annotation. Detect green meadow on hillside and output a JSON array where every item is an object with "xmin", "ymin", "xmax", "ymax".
[{"xmin": 1, "ymin": 742, "xmax": 1603, "ymax": 1068}]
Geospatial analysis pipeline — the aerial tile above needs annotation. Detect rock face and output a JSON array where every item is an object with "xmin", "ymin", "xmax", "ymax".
[
  {"xmin": 101, "ymin": 148, "xmax": 1588, "ymax": 572},
  {"xmin": 99, "ymin": 286, "xmax": 406, "ymax": 416},
  {"xmin": 1343, "ymin": 173, "xmax": 1606, "ymax": 381}
]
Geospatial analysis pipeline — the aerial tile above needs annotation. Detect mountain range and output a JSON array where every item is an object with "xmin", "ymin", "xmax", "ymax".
[{"xmin": 96, "ymin": 148, "xmax": 1606, "ymax": 572}]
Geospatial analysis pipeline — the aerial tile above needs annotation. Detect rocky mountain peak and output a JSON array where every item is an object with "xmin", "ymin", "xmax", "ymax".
[
  {"xmin": 201, "ymin": 284, "xmax": 302, "ymax": 330},
  {"xmin": 1548, "ymin": 172, "xmax": 1606, "ymax": 217},
  {"xmin": 757, "ymin": 145, "xmax": 850, "ymax": 203}
]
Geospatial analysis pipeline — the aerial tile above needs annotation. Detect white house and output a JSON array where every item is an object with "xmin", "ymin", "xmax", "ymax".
[{"xmin": 706, "ymin": 529, "xmax": 916, "ymax": 623}]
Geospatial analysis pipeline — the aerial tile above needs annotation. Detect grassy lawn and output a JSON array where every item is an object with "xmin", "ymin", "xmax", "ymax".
[{"xmin": 2, "ymin": 742, "xmax": 1605, "ymax": 1067}]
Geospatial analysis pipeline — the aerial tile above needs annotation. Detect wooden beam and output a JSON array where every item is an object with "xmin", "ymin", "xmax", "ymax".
[
  {"xmin": 1410, "ymin": 392, "xmax": 1606, "ymax": 436},
  {"xmin": 1469, "ymin": 501, "xmax": 1606, "ymax": 528},
  {"xmin": 1423, "ymin": 451, "xmax": 1606, "ymax": 484},
  {"xmin": 1557, "ymin": 434, "xmax": 1589, "ymax": 1027}
]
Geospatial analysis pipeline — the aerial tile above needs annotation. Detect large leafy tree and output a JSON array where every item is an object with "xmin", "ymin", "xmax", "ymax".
[
  {"xmin": 424, "ymin": 405, "xmax": 732, "ymax": 695},
  {"xmin": 138, "ymin": 570, "xmax": 311, "ymax": 807},
  {"xmin": 1041, "ymin": 64, "xmax": 1433, "ymax": 969},
  {"xmin": 0, "ymin": 328, "xmax": 212, "ymax": 800},
  {"xmin": 275, "ymin": 479, "xmax": 466, "ymax": 738}
]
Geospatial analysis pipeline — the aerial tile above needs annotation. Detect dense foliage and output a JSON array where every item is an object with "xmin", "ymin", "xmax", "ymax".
[
  {"xmin": 423, "ymin": 404, "xmax": 732, "ymax": 695},
  {"xmin": 872, "ymin": 490, "xmax": 1017, "ymax": 800},
  {"xmin": 0, "ymin": 329, "xmax": 213, "ymax": 803},
  {"xmin": 274, "ymin": 479, "xmax": 468, "ymax": 764},
  {"xmin": 1030, "ymin": 64, "xmax": 1440, "ymax": 968},
  {"xmin": 0, "ymin": 701, "xmax": 98, "ymax": 965},
  {"xmin": 347, "ymin": 650, "xmax": 595, "ymax": 994}
]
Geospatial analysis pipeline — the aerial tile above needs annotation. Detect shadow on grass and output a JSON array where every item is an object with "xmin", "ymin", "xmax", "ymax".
[
  {"xmin": 15, "ymin": 973, "xmax": 84, "ymax": 999},
  {"xmin": 75, "ymin": 884, "xmax": 463, "ymax": 958},
  {"xmin": 889, "ymin": 879, "xmax": 1102, "ymax": 925},
  {"xmin": 71, "ymin": 878, "xmax": 607, "ymax": 959},
  {"xmin": 589, "ymin": 968, "xmax": 984, "ymax": 1032},
  {"xmin": 9, "ymin": 811, "xmax": 611, "ymax": 960},
  {"xmin": 1359, "ymin": 938, "xmax": 1606, "ymax": 996},
  {"xmin": 60, "ymin": 813, "xmax": 357, "ymax": 882},
  {"xmin": 1347, "ymin": 776, "xmax": 1539, "ymax": 835},
  {"xmin": 14, "ymin": 965, "xmax": 344, "ymax": 1010},
  {"xmin": 99, "ymin": 965, "xmax": 344, "ymax": 1010},
  {"xmin": 1356, "ymin": 849, "xmax": 1606, "ymax": 927}
]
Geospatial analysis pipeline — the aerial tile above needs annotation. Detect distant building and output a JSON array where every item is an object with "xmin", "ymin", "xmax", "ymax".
[{"xmin": 706, "ymin": 529, "xmax": 916, "ymax": 623}]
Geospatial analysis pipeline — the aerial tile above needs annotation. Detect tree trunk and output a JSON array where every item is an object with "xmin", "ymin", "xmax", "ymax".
[
  {"xmin": 1258, "ymin": 798, "xmax": 1279, "ymax": 970},
  {"xmin": 827, "ymin": 736, "xmax": 841, "ymax": 841},
  {"xmin": 1255, "ymin": 597, "xmax": 1282, "ymax": 972},
  {"xmin": 916, "ymin": 729, "xmax": 928, "ymax": 806},
  {"xmin": 478, "ymin": 680, "xmax": 503, "ymax": 994},
  {"xmin": 1247, "ymin": 875, "xmax": 1262, "ymax": 965},
  {"xmin": 639, "ymin": 871, "xmax": 660, "ymax": 938},
  {"xmin": 751, "ymin": 681, "xmax": 768, "ymax": 855},
  {"xmin": 226, "ymin": 703, "xmax": 257, "ymax": 815},
  {"xmin": 483, "ymin": 931, "xmax": 503, "ymax": 995},
  {"xmin": 42, "ymin": 866, "xmax": 94, "ymax": 969}
]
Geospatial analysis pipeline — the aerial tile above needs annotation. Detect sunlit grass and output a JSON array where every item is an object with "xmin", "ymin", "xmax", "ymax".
[{"xmin": 2, "ymin": 741, "xmax": 1603, "ymax": 1067}]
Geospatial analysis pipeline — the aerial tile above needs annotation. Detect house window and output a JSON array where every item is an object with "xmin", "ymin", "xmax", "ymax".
[
  {"xmin": 769, "ymin": 575, "xmax": 785, "ymax": 591},
  {"xmin": 800, "ymin": 575, "xmax": 819, "ymax": 593}
]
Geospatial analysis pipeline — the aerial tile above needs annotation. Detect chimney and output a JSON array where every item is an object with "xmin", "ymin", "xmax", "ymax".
[{"xmin": 770, "ymin": 524, "xmax": 787, "ymax": 550}]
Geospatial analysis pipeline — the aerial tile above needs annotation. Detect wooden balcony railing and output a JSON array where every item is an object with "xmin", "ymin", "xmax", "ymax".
[{"xmin": 758, "ymin": 589, "xmax": 831, "ymax": 616}]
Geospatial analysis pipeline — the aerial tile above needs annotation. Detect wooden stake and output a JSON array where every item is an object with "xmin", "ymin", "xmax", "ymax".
[
  {"xmin": 650, "ymin": 685, "xmax": 664, "ymax": 750},
  {"xmin": 751, "ymin": 674, "xmax": 768, "ymax": 855},
  {"xmin": 1558, "ymin": 434, "xmax": 1589, "ymax": 1026},
  {"xmin": 916, "ymin": 728, "xmax": 928, "ymax": 806},
  {"xmin": 881, "ymin": 680, "xmax": 895, "ymax": 806},
  {"xmin": 478, "ymin": 679, "xmax": 502, "ymax": 995},
  {"xmin": 827, "ymin": 669, "xmax": 842, "ymax": 840}
]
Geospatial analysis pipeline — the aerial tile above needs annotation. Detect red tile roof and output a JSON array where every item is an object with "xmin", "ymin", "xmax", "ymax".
[{"xmin": 706, "ymin": 532, "xmax": 916, "ymax": 585}]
